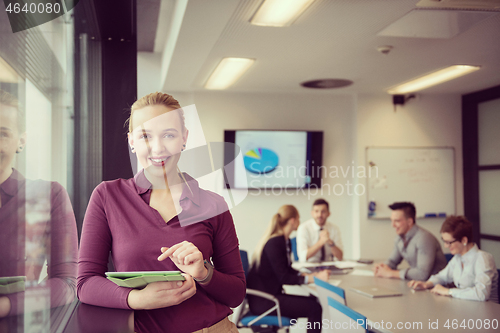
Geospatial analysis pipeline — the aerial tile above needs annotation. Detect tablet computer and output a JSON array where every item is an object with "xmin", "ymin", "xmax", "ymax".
[
  {"xmin": 105, "ymin": 271, "xmax": 185, "ymax": 289},
  {"xmin": 0, "ymin": 276, "xmax": 26, "ymax": 295},
  {"xmin": 350, "ymin": 286, "xmax": 402, "ymax": 298}
]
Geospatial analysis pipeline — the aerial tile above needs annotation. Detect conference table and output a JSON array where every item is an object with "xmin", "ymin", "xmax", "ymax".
[{"xmin": 298, "ymin": 262, "xmax": 500, "ymax": 333}]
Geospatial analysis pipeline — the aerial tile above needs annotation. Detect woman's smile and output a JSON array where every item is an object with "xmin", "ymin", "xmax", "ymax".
[{"xmin": 149, "ymin": 155, "xmax": 170, "ymax": 166}]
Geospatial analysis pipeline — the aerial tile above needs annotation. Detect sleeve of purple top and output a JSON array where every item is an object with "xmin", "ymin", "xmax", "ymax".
[
  {"xmin": 77, "ymin": 184, "xmax": 133, "ymax": 309},
  {"xmin": 197, "ymin": 208, "xmax": 246, "ymax": 308}
]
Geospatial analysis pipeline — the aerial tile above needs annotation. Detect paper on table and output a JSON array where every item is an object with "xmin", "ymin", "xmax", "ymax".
[
  {"xmin": 292, "ymin": 260, "xmax": 366, "ymax": 270},
  {"xmin": 333, "ymin": 261, "xmax": 367, "ymax": 269},
  {"xmin": 328, "ymin": 279, "xmax": 342, "ymax": 286},
  {"xmin": 283, "ymin": 285, "xmax": 311, "ymax": 297},
  {"xmin": 350, "ymin": 270, "xmax": 375, "ymax": 277}
]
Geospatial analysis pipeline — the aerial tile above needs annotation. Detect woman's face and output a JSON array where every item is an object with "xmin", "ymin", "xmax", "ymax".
[
  {"xmin": 0, "ymin": 104, "xmax": 25, "ymax": 179},
  {"xmin": 128, "ymin": 105, "xmax": 188, "ymax": 180},
  {"xmin": 291, "ymin": 214, "xmax": 300, "ymax": 231},
  {"xmin": 441, "ymin": 232, "xmax": 465, "ymax": 256}
]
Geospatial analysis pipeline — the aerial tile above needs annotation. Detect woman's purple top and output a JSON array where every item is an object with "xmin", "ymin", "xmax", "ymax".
[
  {"xmin": 77, "ymin": 170, "xmax": 246, "ymax": 333},
  {"xmin": 0, "ymin": 169, "xmax": 78, "ymax": 315}
]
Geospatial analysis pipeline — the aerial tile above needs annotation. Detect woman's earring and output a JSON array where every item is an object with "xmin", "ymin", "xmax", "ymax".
[
  {"xmin": 130, "ymin": 147, "xmax": 135, "ymax": 153},
  {"xmin": 463, "ymin": 243, "xmax": 467, "ymax": 246},
  {"xmin": 181, "ymin": 144, "xmax": 186, "ymax": 151},
  {"xmin": 16, "ymin": 146, "xmax": 23, "ymax": 154}
]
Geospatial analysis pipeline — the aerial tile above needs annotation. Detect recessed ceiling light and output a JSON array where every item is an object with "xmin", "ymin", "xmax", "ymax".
[
  {"xmin": 301, "ymin": 79, "xmax": 353, "ymax": 89},
  {"xmin": 387, "ymin": 65, "xmax": 480, "ymax": 94},
  {"xmin": 250, "ymin": 0, "xmax": 316, "ymax": 27},
  {"xmin": 205, "ymin": 58, "xmax": 255, "ymax": 90}
]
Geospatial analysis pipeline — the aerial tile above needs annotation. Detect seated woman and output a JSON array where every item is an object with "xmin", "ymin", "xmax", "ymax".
[
  {"xmin": 408, "ymin": 215, "xmax": 498, "ymax": 303},
  {"xmin": 77, "ymin": 92, "xmax": 245, "ymax": 333},
  {"xmin": 0, "ymin": 90, "xmax": 78, "ymax": 318},
  {"xmin": 247, "ymin": 205, "xmax": 329, "ymax": 333}
]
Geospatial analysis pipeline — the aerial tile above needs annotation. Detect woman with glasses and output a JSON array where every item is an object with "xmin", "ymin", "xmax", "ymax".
[{"xmin": 408, "ymin": 216, "xmax": 498, "ymax": 303}]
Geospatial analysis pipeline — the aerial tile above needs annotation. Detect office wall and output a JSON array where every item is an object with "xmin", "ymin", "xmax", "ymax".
[
  {"xmin": 139, "ymin": 57, "xmax": 464, "ymax": 260},
  {"xmin": 356, "ymin": 94, "xmax": 464, "ymax": 258},
  {"xmin": 172, "ymin": 91, "xmax": 357, "ymax": 259}
]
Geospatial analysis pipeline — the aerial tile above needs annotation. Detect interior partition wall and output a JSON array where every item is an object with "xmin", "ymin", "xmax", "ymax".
[
  {"xmin": 463, "ymin": 85, "xmax": 500, "ymax": 268},
  {"xmin": 73, "ymin": 0, "xmax": 137, "ymax": 236}
]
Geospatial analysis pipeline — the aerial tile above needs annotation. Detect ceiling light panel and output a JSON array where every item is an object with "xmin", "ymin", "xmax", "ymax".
[
  {"xmin": 205, "ymin": 58, "xmax": 255, "ymax": 90},
  {"xmin": 250, "ymin": 0, "xmax": 316, "ymax": 27},
  {"xmin": 387, "ymin": 65, "xmax": 481, "ymax": 94}
]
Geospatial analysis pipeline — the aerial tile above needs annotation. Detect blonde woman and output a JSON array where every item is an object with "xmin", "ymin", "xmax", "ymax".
[
  {"xmin": 247, "ymin": 205, "xmax": 329, "ymax": 333},
  {"xmin": 77, "ymin": 92, "xmax": 244, "ymax": 333}
]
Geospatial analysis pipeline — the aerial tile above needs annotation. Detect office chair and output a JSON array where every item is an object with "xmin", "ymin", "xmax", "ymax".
[
  {"xmin": 232, "ymin": 250, "xmax": 292, "ymax": 332},
  {"xmin": 314, "ymin": 277, "xmax": 346, "ymax": 333},
  {"xmin": 327, "ymin": 296, "xmax": 367, "ymax": 333},
  {"xmin": 290, "ymin": 237, "xmax": 299, "ymax": 261}
]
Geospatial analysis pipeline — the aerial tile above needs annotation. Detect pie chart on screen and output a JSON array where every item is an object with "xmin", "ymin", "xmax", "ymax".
[{"xmin": 243, "ymin": 148, "xmax": 279, "ymax": 174}]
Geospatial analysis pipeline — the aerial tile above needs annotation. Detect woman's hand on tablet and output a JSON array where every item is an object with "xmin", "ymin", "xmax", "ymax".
[
  {"xmin": 127, "ymin": 274, "xmax": 196, "ymax": 310},
  {"xmin": 158, "ymin": 241, "xmax": 207, "ymax": 280}
]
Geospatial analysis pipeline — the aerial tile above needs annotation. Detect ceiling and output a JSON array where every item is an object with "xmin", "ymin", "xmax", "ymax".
[{"xmin": 137, "ymin": 0, "xmax": 500, "ymax": 95}]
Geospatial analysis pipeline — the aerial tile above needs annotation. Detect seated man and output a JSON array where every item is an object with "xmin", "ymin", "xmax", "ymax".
[
  {"xmin": 374, "ymin": 202, "xmax": 447, "ymax": 280},
  {"xmin": 297, "ymin": 198, "xmax": 343, "ymax": 262}
]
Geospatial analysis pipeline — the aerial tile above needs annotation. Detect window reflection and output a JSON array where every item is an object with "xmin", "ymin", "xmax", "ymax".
[
  {"xmin": 0, "ymin": 6, "xmax": 78, "ymax": 332},
  {"xmin": 0, "ymin": 90, "xmax": 78, "ymax": 331}
]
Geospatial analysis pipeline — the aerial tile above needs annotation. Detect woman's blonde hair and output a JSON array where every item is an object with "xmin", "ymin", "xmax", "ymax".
[
  {"xmin": 251, "ymin": 205, "xmax": 299, "ymax": 268},
  {"xmin": 127, "ymin": 92, "xmax": 186, "ymax": 133}
]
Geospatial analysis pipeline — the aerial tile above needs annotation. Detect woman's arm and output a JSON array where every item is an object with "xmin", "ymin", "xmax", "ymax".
[
  {"xmin": 195, "ymin": 210, "xmax": 246, "ymax": 308},
  {"xmin": 78, "ymin": 184, "xmax": 196, "ymax": 310},
  {"xmin": 47, "ymin": 182, "xmax": 79, "ymax": 307},
  {"xmin": 428, "ymin": 258, "xmax": 454, "ymax": 287},
  {"xmin": 127, "ymin": 275, "xmax": 196, "ymax": 310},
  {"xmin": 77, "ymin": 185, "xmax": 133, "ymax": 309},
  {"xmin": 448, "ymin": 253, "xmax": 496, "ymax": 301}
]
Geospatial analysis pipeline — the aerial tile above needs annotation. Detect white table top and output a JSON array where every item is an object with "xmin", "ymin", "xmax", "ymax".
[{"xmin": 306, "ymin": 265, "xmax": 500, "ymax": 333}]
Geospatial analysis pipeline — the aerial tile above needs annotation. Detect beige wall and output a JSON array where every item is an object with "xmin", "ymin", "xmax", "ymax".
[
  {"xmin": 356, "ymin": 93, "xmax": 463, "ymax": 258},
  {"xmin": 139, "ymin": 65, "xmax": 464, "ymax": 260},
  {"xmin": 172, "ymin": 91, "xmax": 357, "ymax": 259}
]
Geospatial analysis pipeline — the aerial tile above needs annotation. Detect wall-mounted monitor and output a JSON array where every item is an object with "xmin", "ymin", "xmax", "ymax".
[{"xmin": 224, "ymin": 130, "xmax": 323, "ymax": 189}]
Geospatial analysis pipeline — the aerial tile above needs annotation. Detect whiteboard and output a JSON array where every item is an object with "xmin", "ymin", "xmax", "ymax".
[{"xmin": 366, "ymin": 147, "xmax": 455, "ymax": 219}]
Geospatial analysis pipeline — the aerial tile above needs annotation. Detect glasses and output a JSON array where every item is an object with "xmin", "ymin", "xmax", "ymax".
[{"xmin": 442, "ymin": 239, "xmax": 459, "ymax": 246}]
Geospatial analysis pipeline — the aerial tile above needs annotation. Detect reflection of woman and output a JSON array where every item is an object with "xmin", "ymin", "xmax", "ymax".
[
  {"xmin": 0, "ymin": 91, "xmax": 78, "ymax": 317},
  {"xmin": 409, "ymin": 216, "xmax": 499, "ymax": 303},
  {"xmin": 77, "ymin": 92, "xmax": 245, "ymax": 333},
  {"xmin": 247, "ymin": 205, "xmax": 328, "ymax": 333}
]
